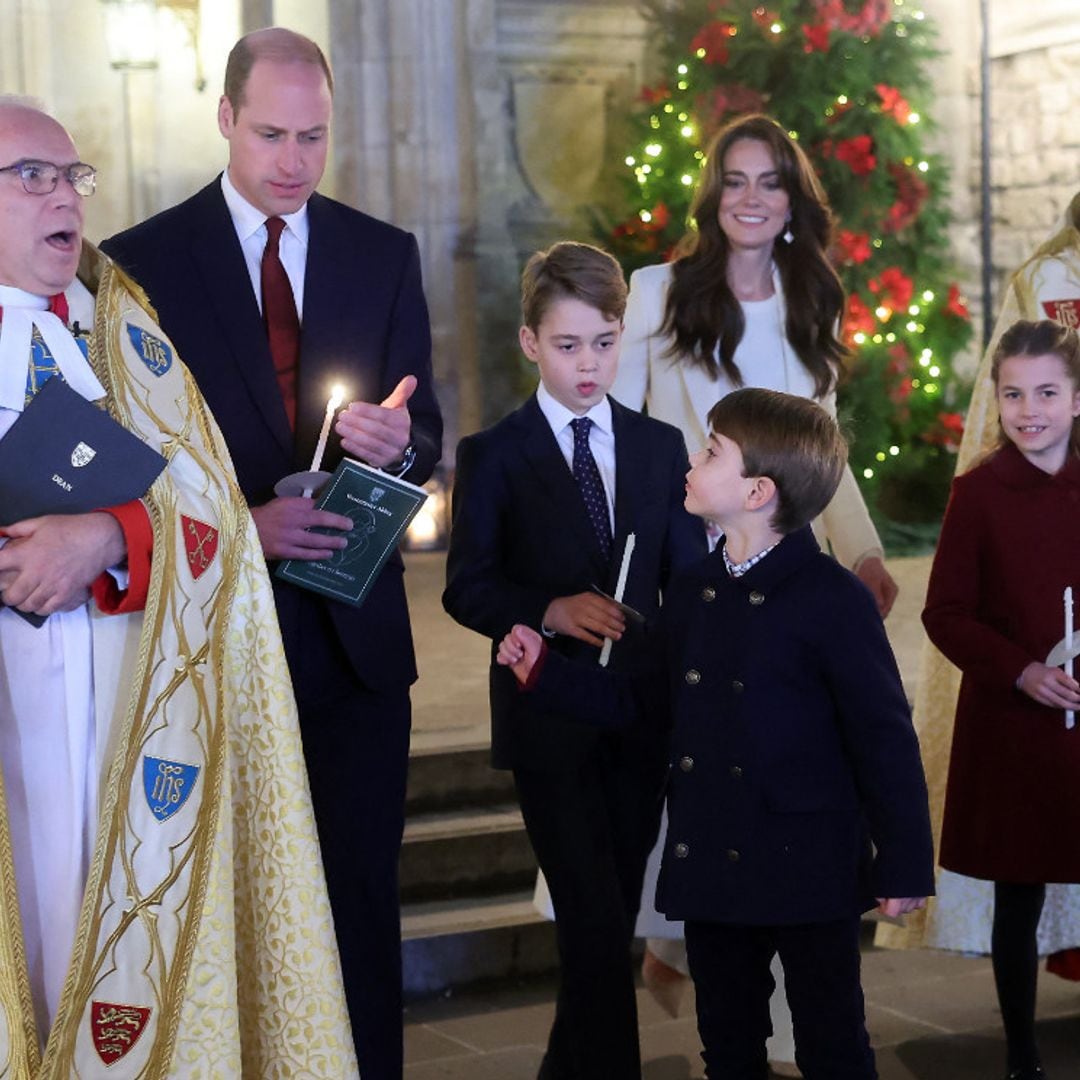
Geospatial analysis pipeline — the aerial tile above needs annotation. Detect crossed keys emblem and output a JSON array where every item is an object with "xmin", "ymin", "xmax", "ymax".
[{"xmin": 181, "ymin": 515, "xmax": 219, "ymax": 581}]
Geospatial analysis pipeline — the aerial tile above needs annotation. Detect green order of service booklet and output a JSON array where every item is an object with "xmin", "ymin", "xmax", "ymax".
[{"xmin": 276, "ymin": 458, "xmax": 428, "ymax": 608}]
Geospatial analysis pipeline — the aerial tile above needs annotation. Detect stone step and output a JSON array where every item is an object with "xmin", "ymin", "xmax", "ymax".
[
  {"xmin": 399, "ymin": 802, "xmax": 537, "ymax": 904},
  {"xmin": 405, "ymin": 744, "xmax": 515, "ymax": 815}
]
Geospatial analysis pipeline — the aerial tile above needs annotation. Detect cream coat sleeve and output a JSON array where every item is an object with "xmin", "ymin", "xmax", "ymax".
[{"xmin": 612, "ymin": 265, "xmax": 662, "ymax": 411}]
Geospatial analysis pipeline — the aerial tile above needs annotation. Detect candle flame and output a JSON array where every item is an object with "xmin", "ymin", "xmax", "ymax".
[{"xmin": 329, "ymin": 384, "xmax": 346, "ymax": 410}]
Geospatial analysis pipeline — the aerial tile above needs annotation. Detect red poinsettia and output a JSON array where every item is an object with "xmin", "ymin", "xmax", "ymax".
[
  {"xmin": 945, "ymin": 283, "xmax": 970, "ymax": 319},
  {"xmin": 802, "ymin": 24, "xmax": 830, "ymax": 52},
  {"xmin": 638, "ymin": 82, "xmax": 670, "ymax": 105},
  {"xmin": 889, "ymin": 376, "xmax": 915, "ymax": 405},
  {"xmin": 751, "ymin": 7, "xmax": 779, "ymax": 29},
  {"xmin": 811, "ymin": 0, "xmax": 892, "ymax": 37},
  {"xmin": 922, "ymin": 411, "xmax": 965, "ymax": 449},
  {"xmin": 612, "ymin": 202, "xmax": 672, "ymax": 255},
  {"xmin": 886, "ymin": 343, "xmax": 911, "ymax": 376},
  {"xmin": 883, "ymin": 162, "xmax": 929, "ymax": 233},
  {"xmin": 697, "ymin": 83, "xmax": 767, "ymax": 129},
  {"xmin": 843, "ymin": 294, "xmax": 877, "ymax": 343},
  {"xmin": 690, "ymin": 20, "xmax": 738, "ymax": 64},
  {"xmin": 835, "ymin": 229, "xmax": 872, "ymax": 265},
  {"xmin": 875, "ymin": 84, "xmax": 911, "ymax": 124},
  {"xmin": 868, "ymin": 266, "xmax": 915, "ymax": 312},
  {"xmin": 834, "ymin": 135, "xmax": 877, "ymax": 176}
]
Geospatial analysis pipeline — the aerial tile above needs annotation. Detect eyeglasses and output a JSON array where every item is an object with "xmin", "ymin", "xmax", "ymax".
[{"xmin": 0, "ymin": 159, "xmax": 97, "ymax": 197}]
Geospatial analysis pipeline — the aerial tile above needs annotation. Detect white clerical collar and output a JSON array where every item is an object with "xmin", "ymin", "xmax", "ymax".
[
  {"xmin": 220, "ymin": 168, "xmax": 310, "ymax": 249},
  {"xmin": 0, "ymin": 282, "xmax": 105, "ymax": 411},
  {"xmin": 536, "ymin": 382, "xmax": 613, "ymax": 438}
]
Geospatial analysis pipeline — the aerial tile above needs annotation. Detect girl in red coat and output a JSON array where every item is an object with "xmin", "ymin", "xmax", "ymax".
[{"xmin": 924, "ymin": 319, "xmax": 1080, "ymax": 1080}]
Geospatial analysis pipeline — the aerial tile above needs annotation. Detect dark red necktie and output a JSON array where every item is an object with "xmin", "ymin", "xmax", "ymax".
[
  {"xmin": 49, "ymin": 292, "xmax": 69, "ymax": 322},
  {"xmin": 261, "ymin": 216, "xmax": 300, "ymax": 429}
]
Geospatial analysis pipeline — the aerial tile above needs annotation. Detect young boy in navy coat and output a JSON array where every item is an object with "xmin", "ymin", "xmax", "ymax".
[
  {"xmin": 443, "ymin": 242, "xmax": 706, "ymax": 1079},
  {"xmin": 498, "ymin": 388, "xmax": 934, "ymax": 1080}
]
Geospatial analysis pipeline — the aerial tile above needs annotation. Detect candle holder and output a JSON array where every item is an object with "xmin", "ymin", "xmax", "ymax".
[{"xmin": 274, "ymin": 470, "xmax": 332, "ymax": 499}]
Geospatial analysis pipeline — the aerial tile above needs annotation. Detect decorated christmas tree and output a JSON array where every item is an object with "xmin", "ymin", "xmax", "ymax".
[{"xmin": 601, "ymin": 0, "xmax": 973, "ymax": 524}]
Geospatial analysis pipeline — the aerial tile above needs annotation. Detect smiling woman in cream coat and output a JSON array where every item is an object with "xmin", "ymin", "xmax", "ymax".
[{"xmin": 612, "ymin": 114, "xmax": 896, "ymax": 1078}]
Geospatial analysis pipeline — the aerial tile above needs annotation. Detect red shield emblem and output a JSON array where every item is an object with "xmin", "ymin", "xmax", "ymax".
[
  {"xmin": 182, "ymin": 516, "xmax": 219, "ymax": 581},
  {"xmin": 1042, "ymin": 299, "xmax": 1080, "ymax": 329},
  {"xmin": 90, "ymin": 1001, "xmax": 152, "ymax": 1065}
]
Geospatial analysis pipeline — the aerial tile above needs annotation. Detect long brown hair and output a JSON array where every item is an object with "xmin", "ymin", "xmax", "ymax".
[{"xmin": 663, "ymin": 114, "xmax": 846, "ymax": 399}]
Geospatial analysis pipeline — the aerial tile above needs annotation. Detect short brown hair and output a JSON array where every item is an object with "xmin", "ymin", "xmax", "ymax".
[
  {"xmin": 706, "ymin": 388, "xmax": 847, "ymax": 534},
  {"xmin": 224, "ymin": 27, "xmax": 333, "ymax": 112},
  {"xmin": 520, "ymin": 242, "xmax": 627, "ymax": 332}
]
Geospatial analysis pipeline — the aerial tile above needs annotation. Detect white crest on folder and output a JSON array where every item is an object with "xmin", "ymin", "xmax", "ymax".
[{"xmin": 71, "ymin": 441, "xmax": 96, "ymax": 467}]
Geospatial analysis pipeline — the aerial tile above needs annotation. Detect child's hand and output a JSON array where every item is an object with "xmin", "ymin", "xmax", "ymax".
[
  {"xmin": 543, "ymin": 592, "xmax": 626, "ymax": 647},
  {"xmin": 1017, "ymin": 662, "xmax": 1080, "ymax": 709},
  {"xmin": 497, "ymin": 624, "xmax": 543, "ymax": 685},
  {"xmin": 876, "ymin": 897, "xmax": 926, "ymax": 918},
  {"xmin": 855, "ymin": 555, "xmax": 899, "ymax": 619}
]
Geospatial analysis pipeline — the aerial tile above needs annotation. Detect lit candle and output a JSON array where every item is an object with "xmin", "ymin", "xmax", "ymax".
[
  {"xmin": 600, "ymin": 532, "xmax": 635, "ymax": 668},
  {"xmin": 310, "ymin": 384, "xmax": 346, "ymax": 474},
  {"xmin": 1066, "ymin": 586, "xmax": 1075, "ymax": 730}
]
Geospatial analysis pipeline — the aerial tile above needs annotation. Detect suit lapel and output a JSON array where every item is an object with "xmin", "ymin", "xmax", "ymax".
[
  {"xmin": 516, "ymin": 396, "xmax": 608, "ymax": 579},
  {"xmin": 187, "ymin": 182, "xmax": 293, "ymax": 458}
]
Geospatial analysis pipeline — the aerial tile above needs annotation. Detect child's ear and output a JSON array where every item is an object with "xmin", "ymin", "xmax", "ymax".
[
  {"xmin": 519, "ymin": 325, "xmax": 540, "ymax": 364},
  {"xmin": 745, "ymin": 475, "xmax": 777, "ymax": 511}
]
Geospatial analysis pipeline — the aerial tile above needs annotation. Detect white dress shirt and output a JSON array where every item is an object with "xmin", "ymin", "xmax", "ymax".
[
  {"xmin": 535, "ymin": 382, "xmax": 616, "ymax": 534},
  {"xmin": 220, "ymin": 169, "xmax": 310, "ymax": 318}
]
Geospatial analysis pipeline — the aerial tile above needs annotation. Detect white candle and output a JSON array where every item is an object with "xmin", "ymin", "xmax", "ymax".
[
  {"xmin": 600, "ymin": 532, "xmax": 636, "ymax": 668},
  {"xmin": 310, "ymin": 384, "xmax": 346, "ymax": 474},
  {"xmin": 1066, "ymin": 586, "xmax": 1075, "ymax": 730}
]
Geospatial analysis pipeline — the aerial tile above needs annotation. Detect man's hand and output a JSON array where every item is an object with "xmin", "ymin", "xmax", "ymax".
[
  {"xmin": 856, "ymin": 555, "xmax": 899, "ymax": 619},
  {"xmin": 876, "ymin": 897, "xmax": 927, "ymax": 918},
  {"xmin": 0, "ymin": 512, "xmax": 126, "ymax": 615},
  {"xmin": 1018, "ymin": 661, "xmax": 1080, "ymax": 709},
  {"xmin": 250, "ymin": 497, "xmax": 353, "ymax": 561},
  {"xmin": 336, "ymin": 374, "xmax": 417, "ymax": 469},
  {"xmin": 543, "ymin": 592, "xmax": 626, "ymax": 648},
  {"xmin": 497, "ymin": 624, "xmax": 543, "ymax": 685}
]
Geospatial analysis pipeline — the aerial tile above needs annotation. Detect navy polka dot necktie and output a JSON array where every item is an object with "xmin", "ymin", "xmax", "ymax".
[{"xmin": 571, "ymin": 416, "xmax": 612, "ymax": 560}]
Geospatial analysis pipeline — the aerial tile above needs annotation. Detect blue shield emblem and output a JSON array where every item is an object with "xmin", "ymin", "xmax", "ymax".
[
  {"xmin": 142, "ymin": 756, "xmax": 200, "ymax": 822},
  {"xmin": 126, "ymin": 325, "xmax": 173, "ymax": 377}
]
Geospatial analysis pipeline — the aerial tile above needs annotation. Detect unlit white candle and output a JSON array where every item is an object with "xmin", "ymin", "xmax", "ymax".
[
  {"xmin": 1066, "ymin": 586, "xmax": 1075, "ymax": 730},
  {"xmin": 310, "ymin": 385, "xmax": 346, "ymax": 474},
  {"xmin": 600, "ymin": 532, "xmax": 636, "ymax": 668}
]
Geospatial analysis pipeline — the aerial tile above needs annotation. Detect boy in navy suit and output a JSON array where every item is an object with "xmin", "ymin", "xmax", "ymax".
[
  {"xmin": 443, "ymin": 242, "xmax": 706, "ymax": 1079},
  {"xmin": 497, "ymin": 388, "xmax": 934, "ymax": 1080}
]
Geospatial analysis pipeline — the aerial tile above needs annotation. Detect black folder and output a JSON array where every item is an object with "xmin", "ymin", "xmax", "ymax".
[{"xmin": 0, "ymin": 376, "xmax": 167, "ymax": 624}]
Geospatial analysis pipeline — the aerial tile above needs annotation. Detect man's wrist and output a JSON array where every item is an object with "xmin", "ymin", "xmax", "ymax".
[{"xmin": 387, "ymin": 443, "xmax": 416, "ymax": 476}]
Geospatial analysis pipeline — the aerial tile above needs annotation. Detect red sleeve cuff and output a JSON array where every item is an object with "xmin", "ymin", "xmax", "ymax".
[
  {"xmin": 519, "ymin": 640, "xmax": 550, "ymax": 692},
  {"xmin": 92, "ymin": 500, "xmax": 152, "ymax": 614}
]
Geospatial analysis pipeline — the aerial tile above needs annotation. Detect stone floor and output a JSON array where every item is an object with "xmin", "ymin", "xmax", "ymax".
[{"xmin": 401, "ymin": 551, "xmax": 1080, "ymax": 1078}]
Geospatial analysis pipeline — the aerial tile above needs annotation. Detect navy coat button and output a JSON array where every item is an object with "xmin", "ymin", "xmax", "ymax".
[
  {"xmin": 685, "ymin": 669, "xmax": 701, "ymax": 685},
  {"xmin": 726, "ymin": 848, "xmax": 740, "ymax": 862},
  {"xmin": 730, "ymin": 765, "xmax": 743, "ymax": 779},
  {"xmin": 731, "ymin": 679, "xmax": 744, "ymax": 693},
  {"xmin": 748, "ymin": 590, "xmax": 765, "ymax": 606},
  {"xmin": 679, "ymin": 755, "xmax": 694, "ymax": 772},
  {"xmin": 673, "ymin": 842, "xmax": 690, "ymax": 859},
  {"xmin": 702, "ymin": 586, "xmax": 716, "ymax": 602}
]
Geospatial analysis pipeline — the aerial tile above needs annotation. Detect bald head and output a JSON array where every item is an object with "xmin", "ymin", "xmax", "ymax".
[
  {"xmin": 0, "ymin": 102, "xmax": 85, "ymax": 295},
  {"xmin": 223, "ymin": 27, "xmax": 333, "ymax": 114}
]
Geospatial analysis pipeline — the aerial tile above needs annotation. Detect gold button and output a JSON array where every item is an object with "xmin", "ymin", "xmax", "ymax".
[
  {"xmin": 685, "ymin": 669, "xmax": 701, "ymax": 685},
  {"xmin": 731, "ymin": 679, "xmax": 744, "ymax": 693},
  {"xmin": 701, "ymin": 586, "xmax": 716, "ymax": 602},
  {"xmin": 726, "ymin": 848, "xmax": 740, "ymax": 862},
  {"xmin": 730, "ymin": 765, "xmax": 743, "ymax": 779},
  {"xmin": 679, "ymin": 756, "xmax": 694, "ymax": 772},
  {"xmin": 673, "ymin": 842, "xmax": 690, "ymax": 859},
  {"xmin": 749, "ymin": 590, "xmax": 765, "ymax": 606}
]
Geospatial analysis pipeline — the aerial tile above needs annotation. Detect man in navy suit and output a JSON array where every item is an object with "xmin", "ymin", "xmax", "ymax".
[
  {"xmin": 443, "ymin": 243, "xmax": 706, "ymax": 1079},
  {"xmin": 102, "ymin": 27, "xmax": 442, "ymax": 1080}
]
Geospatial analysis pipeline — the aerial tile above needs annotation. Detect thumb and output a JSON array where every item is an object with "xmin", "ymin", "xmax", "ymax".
[
  {"xmin": 380, "ymin": 374, "xmax": 418, "ymax": 410},
  {"xmin": 2, "ymin": 518, "xmax": 38, "ymax": 539}
]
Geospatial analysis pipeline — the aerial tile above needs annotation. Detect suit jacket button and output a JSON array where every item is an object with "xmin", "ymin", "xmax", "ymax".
[
  {"xmin": 726, "ymin": 848, "xmax": 740, "ymax": 862},
  {"xmin": 701, "ymin": 586, "xmax": 716, "ymax": 602},
  {"xmin": 748, "ymin": 590, "xmax": 765, "ymax": 606},
  {"xmin": 679, "ymin": 755, "xmax": 694, "ymax": 772},
  {"xmin": 685, "ymin": 669, "xmax": 701, "ymax": 685},
  {"xmin": 731, "ymin": 679, "xmax": 744, "ymax": 693},
  {"xmin": 673, "ymin": 842, "xmax": 690, "ymax": 859},
  {"xmin": 730, "ymin": 765, "xmax": 743, "ymax": 779}
]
